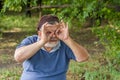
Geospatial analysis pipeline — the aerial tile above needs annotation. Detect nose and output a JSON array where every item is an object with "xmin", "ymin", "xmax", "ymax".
[{"xmin": 52, "ymin": 33, "xmax": 56, "ymax": 37}]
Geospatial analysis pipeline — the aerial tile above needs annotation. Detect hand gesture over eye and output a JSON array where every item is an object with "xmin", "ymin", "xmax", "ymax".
[
  {"xmin": 40, "ymin": 23, "xmax": 54, "ymax": 43},
  {"xmin": 55, "ymin": 21, "xmax": 69, "ymax": 41}
]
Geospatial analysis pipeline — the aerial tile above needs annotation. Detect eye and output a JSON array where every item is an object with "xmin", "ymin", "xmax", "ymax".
[{"xmin": 47, "ymin": 31, "xmax": 52, "ymax": 34}]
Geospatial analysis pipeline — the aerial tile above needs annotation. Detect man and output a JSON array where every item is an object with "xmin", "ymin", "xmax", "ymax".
[{"xmin": 14, "ymin": 15, "xmax": 89, "ymax": 80}]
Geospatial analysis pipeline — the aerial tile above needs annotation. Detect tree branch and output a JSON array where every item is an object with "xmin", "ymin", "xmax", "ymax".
[{"xmin": 27, "ymin": 4, "xmax": 70, "ymax": 10}]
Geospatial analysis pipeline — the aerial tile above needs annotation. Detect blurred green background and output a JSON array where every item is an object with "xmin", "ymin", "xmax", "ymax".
[{"xmin": 0, "ymin": 0, "xmax": 120, "ymax": 80}]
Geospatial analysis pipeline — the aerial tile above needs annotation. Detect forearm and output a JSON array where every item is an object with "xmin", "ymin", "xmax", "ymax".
[
  {"xmin": 63, "ymin": 37, "xmax": 89, "ymax": 62},
  {"xmin": 14, "ymin": 40, "xmax": 45, "ymax": 63}
]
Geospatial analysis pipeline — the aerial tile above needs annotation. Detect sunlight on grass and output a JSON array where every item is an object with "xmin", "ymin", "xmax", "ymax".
[
  {"xmin": 68, "ymin": 53, "xmax": 120, "ymax": 80},
  {"xmin": 0, "ymin": 42, "xmax": 17, "ymax": 49},
  {"xmin": 0, "ymin": 52, "xmax": 14, "ymax": 64},
  {"xmin": 0, "ymin": 66, "xmax": 22, "ymax": 80},
  {"xmin": 0, "ymin": 15, "xmax": 39, "ymax": 32}
]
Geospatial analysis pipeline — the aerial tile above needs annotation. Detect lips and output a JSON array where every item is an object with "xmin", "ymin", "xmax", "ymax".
[
  {"xmin": 50, "ymin": 37, "xmax": 58, "ymax": 40},
  {"xmin": 50, "ymin": 40, "xmax": 57, "ymax": 42},
  {"xmin": 49, "ymin": 38, "xmax": 58, "ymax": 42}
]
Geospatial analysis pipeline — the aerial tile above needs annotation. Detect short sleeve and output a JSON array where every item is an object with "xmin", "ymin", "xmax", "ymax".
[
  {"xmin": 66, "ymin": 46, "xmax": 76, "ymax": 61},
  {"xmin": 16, "ymin": 35, "xmax": 38, "ymax": 49}
]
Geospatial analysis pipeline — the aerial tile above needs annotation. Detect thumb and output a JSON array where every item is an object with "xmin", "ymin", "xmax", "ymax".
[{"xmin": 55, "ymin": 28, "xmax": 61, "ymax": 37}]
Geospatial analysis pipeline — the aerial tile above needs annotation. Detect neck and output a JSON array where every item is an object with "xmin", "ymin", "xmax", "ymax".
[{"xmin": 44, "ymin": 47, "xmax": 53, "ymax": 52}]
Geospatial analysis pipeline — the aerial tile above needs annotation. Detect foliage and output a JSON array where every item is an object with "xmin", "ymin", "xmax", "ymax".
[
  {"xmin": 93, "ymin": 21, "xmax": 120, "ymax": 58},
  {"xmin": 83, "ymin": 66, "xmax": 120, "ymax": 80},
  {"xmin": 1, "ymin": 0, "xmax": 70, "ymax": 13},
  {"xmin": 1, "ymin": 0, "xmax": 37, "ymax": 12},
  {"xmin": 69, "ymin": 50, "xmax": 120, "ymax": 80},
  {"xmin": 57, "ymin": 0, "xmax": 120, "ymax": 27},
  {"xmin": 0, "ymin": 66, "xmax": 22, "ymax": 80},
  {"xmin": 1, "ymin": 0, "xmax": 120, "ymax": 28},
  {"xmin": 91, "ymin": 21, "xmax": 120, "ymax": 79},
  {"xmin": 0, "ymin": 15, "xmax": 38, "ymax": 32}
]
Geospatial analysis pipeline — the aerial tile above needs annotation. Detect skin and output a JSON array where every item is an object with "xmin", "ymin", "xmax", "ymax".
[
  {"xmin": 38, "ymin": 22, "xmax": 60, "ymax": 51},
  {"xmin": 14, "ymin": 21, "xmax": 89, "ymax": 63}
]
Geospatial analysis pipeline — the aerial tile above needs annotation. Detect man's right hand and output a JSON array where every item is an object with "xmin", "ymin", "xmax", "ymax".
[
  {"xmin": 14, "ymin": 23, "xmax": 55, "ymax": 63},
  {"xmin": 40, "ymin": 22, "xmax": 54, "ymax": 44}
]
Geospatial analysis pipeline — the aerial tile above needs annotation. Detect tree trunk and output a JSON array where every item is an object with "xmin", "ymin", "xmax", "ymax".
[
  {"xmin": 0, "ymin": 0, "xmax": 3, "ymax": 11},
  {"xmin": 37, "ymin": 0, "xmax": 42, "ymax": 17},
  {"xmin": 26, "ymin": 0, "xmax": 31, "ymax": 17}
]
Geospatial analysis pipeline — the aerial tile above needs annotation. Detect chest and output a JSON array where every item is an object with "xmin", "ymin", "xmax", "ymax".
[{"xmin": 26, "ymin": 49, "xmax": 70, "ymax": 72}]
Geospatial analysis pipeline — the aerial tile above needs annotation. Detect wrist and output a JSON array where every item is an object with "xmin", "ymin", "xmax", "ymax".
[
  {"xmin": 38, "ymin": 40, "xmax": 46, "ymax": 46},
  {"xmin": 63, "ymin": 36, "xmax": 71, "ymax": 43}
]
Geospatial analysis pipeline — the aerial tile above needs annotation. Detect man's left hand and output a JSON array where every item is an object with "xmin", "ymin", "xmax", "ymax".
[{"xmin": 55, "ymin": 21, "xmax": 69, "ymax": 41}]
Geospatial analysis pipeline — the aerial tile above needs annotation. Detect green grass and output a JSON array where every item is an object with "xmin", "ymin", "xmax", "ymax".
[
  {"xmin": 0, "ymin": 15, "xmax": 39, "ymax": 32},
  {"xmin": 0, "ymin": 66, "xmax": 22, "ymax": 80},
  {"xmin": 68, "ymin": 55, "xmax": 120, "ymax": 80},
  {"xmin": 0, "ymin": 53, "xmax": 13, "ymax": 64}
]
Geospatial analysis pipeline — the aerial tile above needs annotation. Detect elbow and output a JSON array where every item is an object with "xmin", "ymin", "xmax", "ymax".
[
  {"xmin": 14, "ymin": 50, "xmax": 24, "ymax": 63},
  {"xmin": 14, "ymin": 56, "xmax": 23, "ymax": 63},
  {"xmin": 76, "ymin": 55, "xmax": 89, "ymax": 62}
]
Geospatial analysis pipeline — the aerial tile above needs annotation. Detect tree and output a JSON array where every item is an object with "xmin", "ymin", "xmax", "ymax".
[
  {"xmin": 26, "ymin": 0, "xmax": 31, "ymax": 17},
  {"xmin": 1, "ymin": 0, "xmax": 120, "ymax": 27},
  {"xmin": 0, "ymin": 0, "xmax": 3, "ymax": 11},
  {"xmin": 36, "ymin": 0, "xmax": 42, "ymax": 16}
]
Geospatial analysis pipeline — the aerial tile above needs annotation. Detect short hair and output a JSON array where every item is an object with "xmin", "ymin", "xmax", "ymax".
[{"xmin": 37, "ymin": 15, "xmax": 59, "ymax": 31}]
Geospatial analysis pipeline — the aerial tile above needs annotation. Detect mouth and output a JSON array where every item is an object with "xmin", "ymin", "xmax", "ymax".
[
  {"xmin": 49, "ymin": 38, "xmax": 59, "ymax": 43},
  {"xmin": 49, "ymin": 40, "xmax": 58, "ymax": 42},
  {"xmin": 50, "ymin": 37, "xmax": 58, "ymax": 41}
]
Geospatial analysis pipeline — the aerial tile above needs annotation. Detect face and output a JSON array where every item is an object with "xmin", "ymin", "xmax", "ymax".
[{"xmin": 38, "ymin": 22, "xmax": 60, "ymax": 48}]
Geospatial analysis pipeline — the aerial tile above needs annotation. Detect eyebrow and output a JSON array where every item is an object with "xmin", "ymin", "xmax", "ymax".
[{"xmin": 39, "ymin": 23, "xmax": 60, "ymax": 31}]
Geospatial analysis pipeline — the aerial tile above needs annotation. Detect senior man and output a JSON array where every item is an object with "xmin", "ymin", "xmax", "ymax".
[{"xmin": 14, "ymin": 14, "xmax": 89, "ymax": 80}]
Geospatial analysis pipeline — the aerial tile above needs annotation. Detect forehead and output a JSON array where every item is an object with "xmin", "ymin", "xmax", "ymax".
[{"xmin": 45, "ymin": 23, "xmax": 59, "ymax": 30}]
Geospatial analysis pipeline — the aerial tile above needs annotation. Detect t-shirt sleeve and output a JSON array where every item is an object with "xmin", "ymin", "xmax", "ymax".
[
  {"xmin": 16, "ymin": 37, "xmax": 32, "ymax": 49},
  {"xmin": 66, "ymin": 46, "xmax": 76, "ymax": 61}
]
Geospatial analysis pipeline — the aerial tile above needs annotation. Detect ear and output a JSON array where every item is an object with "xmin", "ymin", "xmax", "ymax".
[{"xmin": 38, "ymin": 31, "xmax": 41, "ymax": 36}]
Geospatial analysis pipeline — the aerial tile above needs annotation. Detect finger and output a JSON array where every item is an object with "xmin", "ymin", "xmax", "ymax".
[
  {"xmin": 55, "ymin": 22, "xmax": 59, "ymax": 25},
  {"xmin": 55, "ymin": 23, "xmax": 60, "ymax": 28},
  {"xmin": 41, "ymin": 22, "xmax": 48, "ymax": 31},
  {"xmin": 61, "ymin": 20, "xmax": 65, "ymax": 28},
  {"xmin": 61, "ymin": 21, "xmax": 66, "ymax": 28},
  {"xmin": 44, "ymin": 22, "xmax": 49, "ymax": 30},
  {"xmin": 66, "ymin": 22, "xmax": 68, "ymax": 29},
  {"xmin": 55, "ymin": 28, "xmax": 61, "ymax": 37},
  {"xmin": 59, "ymin": 20, "xmax": 64, "ymax": 28},
  {"xmin": 50, "ymin": 32, "xmax": 54, "ymax": 37},
  {"xmin": 42, "ymin": 22, "xmax": 48, "ymax": 28}
]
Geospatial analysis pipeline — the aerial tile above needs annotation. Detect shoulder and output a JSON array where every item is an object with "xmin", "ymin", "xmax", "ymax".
[
  {"xmin": 16, "ymin": 35, "xmax": 38, "ymax": 49},
  {"xmin": 60, "ymin": 40, "xmax": 72, "ymax": 51},
  {"xmin": 22, "ymin": 35, "xmax": 38, "ymax": 43},
  {"xmin": 60, "ymin": 41, "xmax": 68, "ymax": 48},
  {"xmin": 27, "ymin": 35, "xmax": 38, "ymax": 40}
]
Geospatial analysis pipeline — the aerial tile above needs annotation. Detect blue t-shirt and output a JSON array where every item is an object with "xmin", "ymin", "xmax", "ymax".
[{"xmin": 16, "ymin": 35, "xmax": 76, "ymax": 80}]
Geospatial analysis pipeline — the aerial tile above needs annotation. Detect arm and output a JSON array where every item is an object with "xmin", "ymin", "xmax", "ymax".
[
  {"xmin": 56, "ymin": 21, "xmax": 89, "ymax": 62},
  {"xmin": 63, "ymin": 37, "xmax": 89, "ymax": 62},
  {"xmin": 14, "ymin": 23, "xmax": 54, "ymax": 63},
  {"xmin": 14, "ymin": 40, "xmax": 45, "ymax": 63}
]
